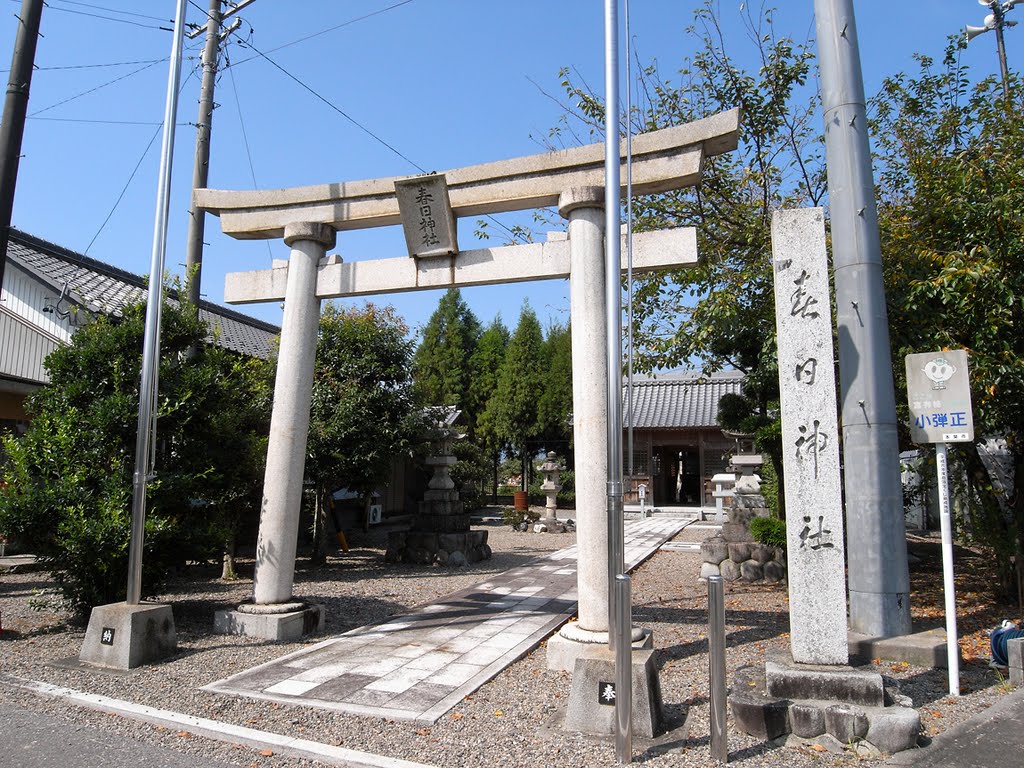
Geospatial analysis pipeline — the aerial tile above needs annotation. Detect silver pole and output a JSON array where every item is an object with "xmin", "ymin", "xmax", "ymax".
[
  {"xmin": 604, "ymin": 0, "xmax": 625, "ymax": 650},
  {"xmin": 935, "ymin": 442, "xmax": 960, "ymax": 696},
  {"xmin": 126, "ymin": 0, "xmax": 188, "ymax": 605},
  {"xmin": 708, "ymin": 575, "xmax": 728, "ymax": 763},
  {"xmin": 624, "ymin": 0, "xmax": 635, "ymax": 485},
  {"xmin": 614, "ymin": 574, "xmax": 633, "ymax": 764},
  {"xmin": 814, "ymin": 0, "xmax": 912, "ymax": 638}
]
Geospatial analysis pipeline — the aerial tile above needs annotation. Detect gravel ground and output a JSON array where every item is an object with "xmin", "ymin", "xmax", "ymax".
[{"xmin": 0, "ymin": 517, "xmax": 1018, "ymax": 768}]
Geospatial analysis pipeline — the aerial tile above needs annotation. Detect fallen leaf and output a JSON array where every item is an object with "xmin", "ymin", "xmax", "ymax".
[
  {"xmin": 176, "ymin": 731, "xmax": 191, "ymax": 738},
  {"xmin": 811, "ymin": 744, "xmax": 828, "ymax": 753},
  {"xmin": 259, "ymin": 749, "xmax": 274, "ymax": 757},
  {"xmin": 451, "ymin": 712, "xmax": 464, "ymax": 720},
  {"xmin": 494, "ymin": 710, "xmax": 504, "ymax": 717}
]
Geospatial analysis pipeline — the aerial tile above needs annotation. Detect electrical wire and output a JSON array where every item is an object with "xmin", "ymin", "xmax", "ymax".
[
  {"xmin": 1, "ymin": 57, "xmax": 167, "ymax": 73},
  {"xmin": 226, "ymin": 0, "xmax": 416, "ymax": 68},
  {"xmin": 29, "ymin": 59, "xmax": 165, "ymax": 117},
  {"xmin": 28, "ymin": 115, "xmax": 190, "ymax": 125},
  {"xmin": 85, "ymin": 70, "xmax": 197, "ymax": 254},
  {"xmin": 225, "ymin": 46, "xmax": 274, "ymax": 260},
  {"xmin": 85, "ymin": 124, "xmax": 161, "ymax": 254},
  {"xmin": 234, "ymin": 37, "xmax": 425, "ymax": 172},
  {"xmin": 42, "ymin": 6, "xmax": 173, "ymax": 30},
  {"xmin": 45, "ymin": 0, "xmax": 171, "ymax": 23}
]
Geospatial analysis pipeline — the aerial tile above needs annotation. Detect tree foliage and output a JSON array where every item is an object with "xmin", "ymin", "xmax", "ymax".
[
  {"xmin": 489, "ymin": 303, "xmax": 546, "ymax": 487},
  {"xmin": 0, "ymin": 297, "xmax": 271, "ymax": 615},
  {"xmin": 873, "ymin": 41, "xmax": 1024, "ymax": 598},
  {"xmin": 307, "ymin": 303, "xmax": 418, "ymax": 503},
  {"xmin": 412, "ymin": 289, "xmax": 482, "ymax": 425}
]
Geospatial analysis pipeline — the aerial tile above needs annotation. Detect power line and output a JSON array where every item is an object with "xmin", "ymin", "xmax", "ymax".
[
  {"xmin": 235, "ymin": 37, "xmax": 424, "ymax": 172},
  {"xmin": 29, "ymin": 59, "xmax": 163, "ymax": 116},
  {"xmin": 226, "ymin": 0, "xmax": 415, "ymax": 67},
  {"xmin": 86, "ymin": 69, "xmax": 197, "ymax": 254},
  {"xmin": 42, "ymin": 5, "xmax": 173, "ymax": 30},
  {"xmin": 85, "ymin": 123, "xmax": 161, "ymax": 254},
  {"xmin": 28, "ymin": 115, "xmax": 190, "ymax": 126},
  {"xmin": 225, "ymin": 48, "xmax": 273, "ymax": 260},
  {"xmin": 42, "ymin": 0, "xmax": 170, "ymax": 23},
  {"xmin": 2, "ymin": 57, "xmax": 167, "ymax": 72}
]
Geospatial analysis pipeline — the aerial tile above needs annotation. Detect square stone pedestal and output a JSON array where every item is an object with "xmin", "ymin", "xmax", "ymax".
[
  {"xmin": 79, "ymin": 602, "xmax": 176, "ymax": 670},
  {"xmin": 214, "ymin": 604, "xmax": 324, "ymax": 641},
  {"xmin": 563, "ymin": 645, "xmax": 665, "ymax": 738}
]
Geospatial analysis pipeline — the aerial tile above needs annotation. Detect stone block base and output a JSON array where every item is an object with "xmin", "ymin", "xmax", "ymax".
[
  {"xmin": 848, "ymin": 628, "xmax": 958, "ymax": 669},
  {"xmin": 214, "ymin": 604, "xmax": 324, "ymax": 641},
  {"xmin": 546, "ymin": 622, "xmax": 653, "ymax": 672},
  {"xmin": 729, "ymin": 663, "xmax": 921, "ymax": 755},
  {"xmin": 385, "ymin": 529, "xmax": 490, "ymax": 566},
  {"xmin": 1009, "ymin": 637, "xmax": 1024, "ymax": 687},
  {"xmin": 563, "ymin": 645, "xmax": 665, "ymax": 738},
  {"xmin": 80, "ymin": 602, "xmax": 176, "ymax": 670}
]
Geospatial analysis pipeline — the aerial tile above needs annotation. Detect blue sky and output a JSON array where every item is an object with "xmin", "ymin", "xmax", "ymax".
[{"xmin": 0, "ymin": 1, "xmax": 1014, "ymax": 339}]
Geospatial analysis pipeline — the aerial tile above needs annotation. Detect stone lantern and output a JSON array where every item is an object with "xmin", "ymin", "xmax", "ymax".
[{"xmin": 539, "ymin": 451, "xmax": 562, "ymax": 525}]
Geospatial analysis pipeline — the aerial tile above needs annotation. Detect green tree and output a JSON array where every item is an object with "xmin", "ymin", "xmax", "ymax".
[
  {"xmin": 0, "ymin": 296, "xmax": 271, "ymax": 615},
  {"xmin": 306, "ymin": 303, "xmax": 418, "ymax": 557},
  {"xmin": 471, "ymin": 317, "xmax": 510, "ymax": 501},
  {"xmin": 412, "ymin": 289, "xmax": 482, "ymax": 426},
  {"xmin": 536, "ymin": 321, "xmax": 573, "ymax": 453},
  {"xmin": 491, "ymin": 303, "xmax": 546, "ymax": 489},
  {"xmin": 873, "ymin": 42, "xmax": 1024, "ymax": 600}
]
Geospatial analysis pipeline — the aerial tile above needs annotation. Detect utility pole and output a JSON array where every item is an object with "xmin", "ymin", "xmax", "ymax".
[
  {"xmin": 814, "ymin": 0, "xmax": 913, "ymax": 638},
  {"xmin": 0, "ymin": 0, "xmax": 43, "ymax": 297},
  {"xmin": 184, "ymin": 0, "xmax": 253, "ymax": 306},
  {"xmin": 966, "ymin": 1, "xmax": 1020, "ymax": 101}
]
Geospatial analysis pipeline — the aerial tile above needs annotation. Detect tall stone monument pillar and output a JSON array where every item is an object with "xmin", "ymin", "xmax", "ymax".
[
  {"xmin": 253, "ymin": 222, "xmax": 335, "ymax": 606},
  {"xmin": 560, "ymin": 187, "xmax": 608, "ymax": 640}
]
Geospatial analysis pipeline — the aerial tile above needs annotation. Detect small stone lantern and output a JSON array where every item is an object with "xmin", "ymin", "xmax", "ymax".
[{"xmin": 539, "ymin": 451, "xmax": 562, "ymax": 523}]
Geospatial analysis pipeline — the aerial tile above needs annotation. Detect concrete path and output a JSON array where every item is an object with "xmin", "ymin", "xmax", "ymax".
[
  {"xmin": 884, "ymin": 686, "xmax": 1024, "ymax": 768},
  {"xmin": 204, "ymin": 517, "xmax": 687, "ymax": 724}
]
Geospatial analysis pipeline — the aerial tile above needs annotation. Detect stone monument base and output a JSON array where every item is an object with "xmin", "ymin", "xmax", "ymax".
[
  {"xmin": 563, "ymin": 645, "xmax": 665, "ymax": 738},
  {"xmin": 729, "ymin": 654, "xmax": 920, "ymax": 755},
  {"xmin": 214, "ymin": 602, "xmax": 324, "ymax": 641},
  {"xmin": 848, "ymin": 628, "xmax": 958, "ymax": 669},
  {"xmin": 80, "ymin": 602, "xmax": 176, "ymax": 670},
  {"xmin": 546, "ymin": 621, "xmax": 652, "ymax": 672},
  {"xmin": 384, "ymin": 529, "xmax": 490, "ymax": 566}
]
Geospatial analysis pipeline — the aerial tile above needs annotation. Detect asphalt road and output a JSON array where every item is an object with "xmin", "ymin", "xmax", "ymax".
[{"xmin": 0, "ymin": 701, "xmax": 238, "ymax": 768}]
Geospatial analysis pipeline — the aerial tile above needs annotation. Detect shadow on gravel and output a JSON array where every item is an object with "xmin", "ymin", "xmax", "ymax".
[
  {"xmin": 0, "ymin": 578, "xmax": 54, "ymax": 597},
  {"xmin": 637, "ymin": 606, "xmax": 788, "ymax": 661}
]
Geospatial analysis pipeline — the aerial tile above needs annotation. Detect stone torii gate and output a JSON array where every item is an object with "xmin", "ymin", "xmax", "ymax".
[{"xmin": 197, "ymin": 109, "xmax": 739, "ymax": 649}]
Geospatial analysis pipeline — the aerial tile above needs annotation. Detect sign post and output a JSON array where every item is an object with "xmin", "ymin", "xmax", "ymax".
[{"xmin": 905, "ymin": 349, "xmax": 974, "ymax": 696}]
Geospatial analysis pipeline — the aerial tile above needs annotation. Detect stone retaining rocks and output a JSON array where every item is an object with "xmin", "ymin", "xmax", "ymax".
[{"xmin": 700, "ymin": 535, "xmax": 785, "ymax": 584}]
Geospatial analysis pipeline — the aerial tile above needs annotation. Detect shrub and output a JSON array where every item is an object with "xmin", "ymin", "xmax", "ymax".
[{"xmin": 750, "ymin": 515, "xmax": 786, "ymax": 551}]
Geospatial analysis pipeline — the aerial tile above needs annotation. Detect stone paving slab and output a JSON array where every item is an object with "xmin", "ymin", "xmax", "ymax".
[{"xmin": 203, "ymin": 518, "xmax": 686, "ymax": 724}]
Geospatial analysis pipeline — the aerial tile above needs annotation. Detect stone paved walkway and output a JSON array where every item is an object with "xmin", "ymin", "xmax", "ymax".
[{"xmin": 203, "ymin": 517, "xmax": 688, "ymax": 724}]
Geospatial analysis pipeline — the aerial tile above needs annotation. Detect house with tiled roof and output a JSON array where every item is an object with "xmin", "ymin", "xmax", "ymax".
[
  {"xmin": 622, "ymin": 371, "xmax": 745, "ymax": 508},
  {"xmin": 0, "ymin": 229, "xmax": 280, "ymax": 429}
]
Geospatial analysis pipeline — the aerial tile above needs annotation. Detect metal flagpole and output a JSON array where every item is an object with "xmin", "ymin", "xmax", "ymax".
[
  {"xmin": 604, "ymin": 0, "xmax": 632, "ymax": 761},
  {"xmin": 126, "ymin": 0, "xmax": 188, "ymax": 605}
]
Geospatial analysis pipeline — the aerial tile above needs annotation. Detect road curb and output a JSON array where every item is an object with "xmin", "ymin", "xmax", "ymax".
[{"xmin": 7, "ymin": 675, "xmax": 437, "ymax": 768}]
